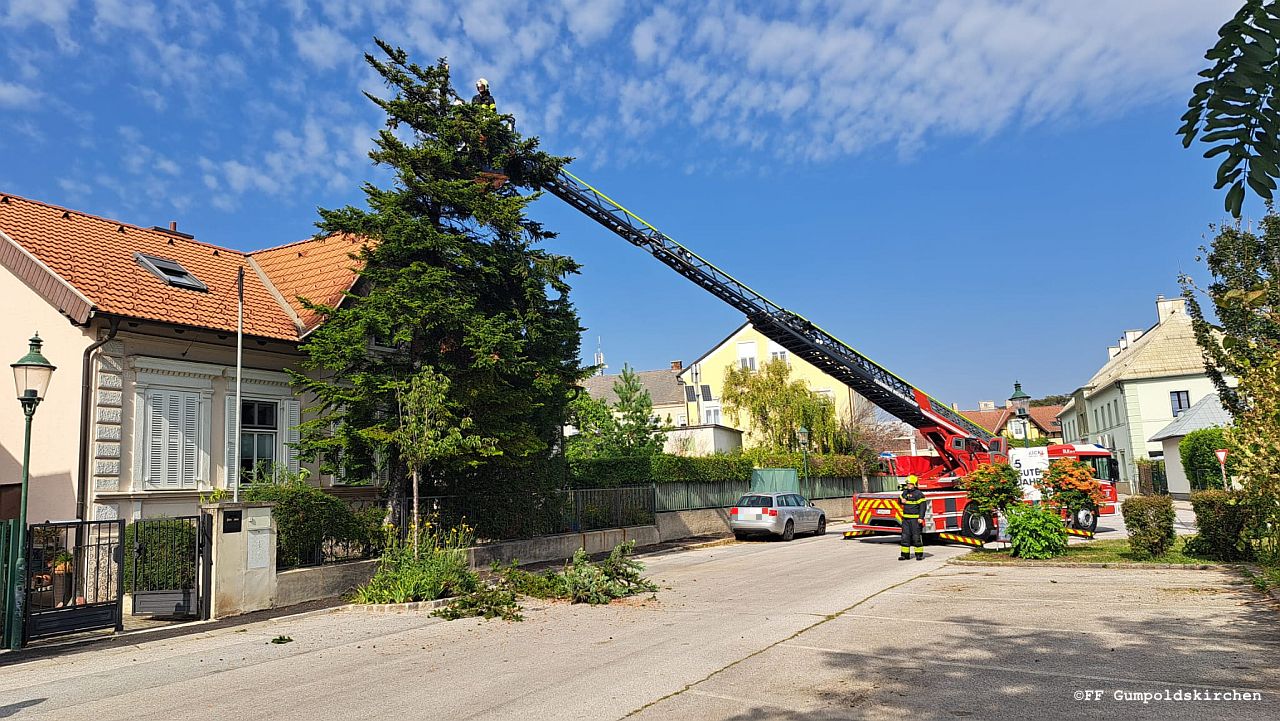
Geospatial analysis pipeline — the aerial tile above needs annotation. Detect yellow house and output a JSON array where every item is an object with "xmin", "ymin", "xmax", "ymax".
[{"xmin": 676, "ymin": 322, "xmax": 872, "ymax": 446}]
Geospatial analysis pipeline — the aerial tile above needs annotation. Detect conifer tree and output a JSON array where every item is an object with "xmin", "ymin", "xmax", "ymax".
[{"xmin": 292, "ymin": 41, "xmax": 585, "ymax": 503}]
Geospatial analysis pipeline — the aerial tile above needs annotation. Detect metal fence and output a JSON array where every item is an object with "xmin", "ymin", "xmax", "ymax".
[
  {"xmin": 654, "ymin": 476, "xmax": 901, "ymax": 512},
  {"xmin": 390, "ymin": 486, "xmax": 658, "ymax": 543}
]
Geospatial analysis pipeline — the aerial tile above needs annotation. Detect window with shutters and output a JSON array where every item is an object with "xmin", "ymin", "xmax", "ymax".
[
  {"xmin": 240, "ymin": 400, "xmax": 278, "ymax": 481},
  {"xmin": 143, "ymin": 389, "xmax": 203, "ymax": 490}
]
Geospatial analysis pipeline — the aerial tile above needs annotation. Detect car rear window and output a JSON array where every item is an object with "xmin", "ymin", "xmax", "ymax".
[{"xmin": 735, "ymin": 495, "xmax": 774, "ymax": 508}]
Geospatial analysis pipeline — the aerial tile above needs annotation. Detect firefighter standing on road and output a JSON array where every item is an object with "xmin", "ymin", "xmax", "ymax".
[{"xmin": 899, "ymin": 475, "xmax": 927, "ymax": 561}]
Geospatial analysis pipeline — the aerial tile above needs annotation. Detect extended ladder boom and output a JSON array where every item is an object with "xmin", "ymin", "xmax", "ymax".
[{"xmin": 543, "ymin": 169, "xmax": 992, "ymax": 443}]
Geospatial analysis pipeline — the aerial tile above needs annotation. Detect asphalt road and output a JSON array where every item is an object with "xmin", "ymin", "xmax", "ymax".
[{"xmin": 0, "ymin": 518, "xmax": 1275, "ymax": 721}]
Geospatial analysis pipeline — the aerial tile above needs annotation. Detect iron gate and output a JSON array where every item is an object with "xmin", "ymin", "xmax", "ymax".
[
  {"xmin": 126, "ymin": 515, "xmax": 210, "ymax": 619},
  {"xmin": 24, "ymin": 519, "xmax": 124, "ymax": 643}
]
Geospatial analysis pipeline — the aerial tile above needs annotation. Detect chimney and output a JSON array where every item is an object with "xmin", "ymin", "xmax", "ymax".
[
  {"xmin": 1156, "ymin": 294, "xmax": 1185, "ymax": 323},
  {"xmin": 169, "ymin": 221, "xmax": 178, "ymax": 232},
  {"xmin": 670, "ymin": 360, "xmax": 683, "ymax": 372},
  {"xmin": 1107, "ymin": 346, "xmax": 1121, "ymax": 359}
]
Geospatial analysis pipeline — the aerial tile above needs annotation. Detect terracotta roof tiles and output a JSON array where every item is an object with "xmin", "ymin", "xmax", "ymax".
[{"xmin": 0, "ymin": 191, "xmax": 362, "ymax": 341}]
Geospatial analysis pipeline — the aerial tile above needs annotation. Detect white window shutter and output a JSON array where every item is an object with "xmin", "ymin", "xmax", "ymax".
[
  {"xmin": 284, "ymin": 398, "xmax": 302, "ymax": 475},
  {"xmin": 181, "ymin": 394, "xmax": 199, "ymax": 487},
  {"xmin": 225, "ymin": 395, "xmax": 238, "ymax": 489},
  {"xmin": 145, "ymin": 391, "xmax": 165, "ymax": 488}
]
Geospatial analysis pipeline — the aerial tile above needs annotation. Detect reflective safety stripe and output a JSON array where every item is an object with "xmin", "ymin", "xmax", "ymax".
[
  {"xmin": 900, "ymin": 546, "xmax": 910, "ymax": 552},
  {"xmin": 913, "ymin": 547, "xmax": 924, "ymax": 552},
  {"xmin": 901, "ymin": 514, "xmax": 920, "ymax": 519}
]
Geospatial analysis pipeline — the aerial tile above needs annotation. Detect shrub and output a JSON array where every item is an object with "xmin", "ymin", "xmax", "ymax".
[
  {"xmin": 243, "ymin": 471, "xmax": 379, "ymax": 567},
  {"xmin": 959, "ymin": 463, "xmax": 1023, "ymax": 512},
  {"xmin": 1185, "ymin": 490, "xmax": 1254, "ymax": 561},
  {"xmin": 1180, "ymin": 428, "xmax": 1234, "ymax": 488},
  {"xmin": 123, "ymin": 519, "xmax": 198, "ymax": 590},
  {"xmin": 1040, "ymin": 459, "xmax": 1107, "ymax": 515},
  {"xmin": 649, "ymin": 453, "xmax": 753, "ymax": 483},
  {"xmin": 1005, "ymin": 504, "xmax": 1068, "ymax": 559},
  {"xmin": 1121, "ymin": 495, "xmax": 1176, "ymax": 559},
  {"xmin": 567, "ymin": 457, "xmax": 652, "ymax": 488},
  {"xmin": 352, "ymin": 524, "xmax": 478, "ymax": 604}
]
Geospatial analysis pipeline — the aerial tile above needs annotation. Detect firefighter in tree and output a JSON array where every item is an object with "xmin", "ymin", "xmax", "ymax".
[{"xmin": 899, "ymin": 475, "xmax": 927, "ymax": 561}]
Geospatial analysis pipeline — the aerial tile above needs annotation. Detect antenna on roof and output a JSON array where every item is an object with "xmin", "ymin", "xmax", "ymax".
[{"xmin": 593, "ymin": 336, "xmax": 607, "ymax": 376}]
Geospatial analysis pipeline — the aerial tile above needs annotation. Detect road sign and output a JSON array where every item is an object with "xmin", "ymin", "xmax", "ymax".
[
  {"xmin": 1008, "ymin": 447, "xmax": 1049, "ymax": 501},
  {"xmin": 1215, "ymin": 449, "xmax": 1229, "ymax": 465}
]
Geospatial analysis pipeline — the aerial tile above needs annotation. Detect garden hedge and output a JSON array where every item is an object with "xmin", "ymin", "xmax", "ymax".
[
  {"xmin": 568, "ymin": 452, "xmax": 880, "ymax": 487},
  {"xmin": 1121, "ymin": 495, "xmax": 1176, "ymax": 560},
  {"xmin": 1185, "ymin": 489, "xmax": 1254, "ymax": 561}
]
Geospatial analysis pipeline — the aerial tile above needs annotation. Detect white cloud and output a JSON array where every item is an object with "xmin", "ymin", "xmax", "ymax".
[
  {"xmin": 0, "ymin": 81, "xmax": 41, "ymax": 108},
  {"xmin": 3, "ymin": 0, "xmax": 78, "ymax": 51},
  {"xmin": 560, "ymin": 0, "xmax": 624, "ymax": 44},
  {"xmin": 293, "ymin": 24, "xmax": 358, "ymax": 70}
]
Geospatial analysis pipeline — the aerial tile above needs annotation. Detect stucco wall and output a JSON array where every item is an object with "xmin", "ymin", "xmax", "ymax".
[
  {"xmin": 678, "ymin": 325, "xmax": 871, "ymax": 441},
  {"xmin": 1162, "ymin": 437, "xmax": 1192, "ymax": 498},
  {"xmin": 276, "ymin": 559, "xmax": 378, "ymax": 608},
  {"xmin": 0, "ymin": 270, "xmax": 94, "ymax": 522},
  {"xmin": 87, "ymin": 327, "xmax": 314, "ymax": 521}
]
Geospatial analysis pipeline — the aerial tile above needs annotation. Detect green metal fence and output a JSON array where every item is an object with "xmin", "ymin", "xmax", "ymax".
[{"xmin": 654, "ymin": 476, "xmax": 902, "ymax": 512}]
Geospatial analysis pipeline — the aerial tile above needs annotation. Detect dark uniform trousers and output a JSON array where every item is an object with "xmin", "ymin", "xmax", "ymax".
[{"xmin": 899, "ymin": 488, "xmax": 927, "ymax": 558}]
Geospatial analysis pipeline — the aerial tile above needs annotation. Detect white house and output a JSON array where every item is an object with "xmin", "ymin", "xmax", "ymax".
[
  {"xmin": 0, "ymin": 190, "xmax": 369, "ymax": 523},
  {"xmin": 1149, "ymin": 393, "xmax": 1231, "ymax": 498},
  {"xmin": 1056, "ymin": 295, "xmax": 1218, "ymax": 493}
]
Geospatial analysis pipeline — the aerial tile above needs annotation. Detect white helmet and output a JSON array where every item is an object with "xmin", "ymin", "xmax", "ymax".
[{"xmin": 476, "ymin": 78, "xmax": 489, "ymax": 90}]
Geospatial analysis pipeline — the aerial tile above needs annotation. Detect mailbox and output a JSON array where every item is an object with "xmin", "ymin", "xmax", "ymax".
[{"xmin": 222, "ymin": 510, "xmax": 242, "ymax": 534}]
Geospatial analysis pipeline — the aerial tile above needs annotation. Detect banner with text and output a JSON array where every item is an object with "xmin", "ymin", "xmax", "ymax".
[{"xmin": 1009, "ymin": 447, "xmax": 1049, "ymax": 501}]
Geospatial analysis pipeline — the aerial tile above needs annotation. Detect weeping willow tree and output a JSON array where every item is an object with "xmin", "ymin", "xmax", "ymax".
[{"xmin": 721, "ymin": 360, "xmax": 840, "ymax": 453}]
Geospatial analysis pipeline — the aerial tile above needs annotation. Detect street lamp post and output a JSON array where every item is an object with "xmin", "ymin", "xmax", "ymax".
[
  {"xmin": 797, "ymin": 425, "xmax": 811, "ymax": 489},
  {"xmin": 7, "ymin": 333, "xmax": 56, "ymax": 650},
  {"xmin": 1009, "ymin": 381, "xmax": 1031, "ymax": 450}
]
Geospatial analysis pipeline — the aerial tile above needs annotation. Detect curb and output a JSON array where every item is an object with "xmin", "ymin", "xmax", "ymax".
[
  {"xmin": 334, "ymin": 597, "xmax": 456, "ymax": 614},
  {"xmin": 947, "ymin": 558, "xmax": 1227, "ymax": 570}
]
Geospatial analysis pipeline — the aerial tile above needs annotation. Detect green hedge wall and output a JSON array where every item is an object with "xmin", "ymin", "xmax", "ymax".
[{"xmin": 568, "ymin": 453, "xmax": 878, "ymax": 487}]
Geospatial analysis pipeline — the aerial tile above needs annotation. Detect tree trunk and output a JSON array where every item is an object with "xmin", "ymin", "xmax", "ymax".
[{"xmin": 412, "ymin": 466, "xmax": 421, "ymax": 558}]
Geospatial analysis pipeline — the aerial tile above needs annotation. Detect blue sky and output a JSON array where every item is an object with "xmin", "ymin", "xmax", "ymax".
[{"xmin": 0, "ymin": 0, "xmax": 1249, "ymax": 409}]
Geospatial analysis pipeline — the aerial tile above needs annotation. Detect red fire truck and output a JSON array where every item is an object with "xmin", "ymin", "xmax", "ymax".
[
  {"xmin": 536, "ymin": 167, "xmax": 1115, "ymax": 547},
  {"xmin": 844, "ymin": 443, "xmax": 1120, "ymax": 546}
]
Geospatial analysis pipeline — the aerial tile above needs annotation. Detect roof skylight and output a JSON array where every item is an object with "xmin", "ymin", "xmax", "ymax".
[{"xmin": 135, "ymin": 252, "xmax": 208, "ymax": 292}]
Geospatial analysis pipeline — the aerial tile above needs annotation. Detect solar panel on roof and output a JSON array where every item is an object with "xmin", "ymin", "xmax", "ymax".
[
  {"xmin": 701, "ymin": 385, "xmax": 713, "ymax": 401},
  {"xmin": 684, "ymin": 386, "xmax": 696, "ymax": 402}
]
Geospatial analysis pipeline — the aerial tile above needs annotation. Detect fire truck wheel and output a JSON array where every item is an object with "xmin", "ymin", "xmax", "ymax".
[
  {"xmin": 1073, "ymin": 506, "xmax": 1099, "ymax": 533},
  {"xmin": 962, "ymin": 504, "xmax": 993, "ymax": 540},
  {"xmin": 780, "ymin": 520, "xmax": 795, "ymax": 542}
]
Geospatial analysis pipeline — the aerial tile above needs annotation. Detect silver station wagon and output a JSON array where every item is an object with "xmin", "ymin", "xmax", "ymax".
[{"xmin": 729, "ymin": 492, "xmax": 826, "ymax": 541}]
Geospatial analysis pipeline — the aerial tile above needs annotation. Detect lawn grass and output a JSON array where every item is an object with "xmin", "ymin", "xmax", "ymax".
[{"xmin": 965, "ymin": 536, "xmax": 1214, "ymax": 565}]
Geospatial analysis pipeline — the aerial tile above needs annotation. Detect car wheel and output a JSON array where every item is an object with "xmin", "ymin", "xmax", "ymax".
[
  {"xmin": 780, "ymin": 520, "xmax": 795, "ymax": 542},
  {"xmin": 814, "ymin": 516, "xmax": 826, "ymax": 536},
  {"xmin": 962, "ymin": 503, "xmax": 993, "ymax": 540},
  {"xmin": 1073, "ymin": 506, "xmax": 1098, "ymax": 533}
]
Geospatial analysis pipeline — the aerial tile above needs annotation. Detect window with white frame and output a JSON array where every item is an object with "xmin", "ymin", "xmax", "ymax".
[
  {"xmin": 704, "ymin": 405, "xmax": 721, "ymax": 424},
  {"xmin": 240, "ymin": 400, "xmax": 279, "ymax": 480},
  {"xmin": 737, "ymin": 341, "xmax": 757, "ymax": 371},
  {"xmin": 767, "ymin": 340, "xmax": 788, "ymax": 365},
  {"xmin": 143, "ymin": 389, "xmax": 203, "ymax": 490}
]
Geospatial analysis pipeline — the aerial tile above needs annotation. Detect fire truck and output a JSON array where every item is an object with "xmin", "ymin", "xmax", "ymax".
[
  {"xmin": 850, "ymin": 443, "xmax": 1120, "ymax": 546},
  {"xmin": 535, "ymin": 167, "xmax": 1117, "ymax": 547}
]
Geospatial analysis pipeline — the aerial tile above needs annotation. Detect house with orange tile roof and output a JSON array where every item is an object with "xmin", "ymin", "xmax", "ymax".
[
  {"xmin": 0, "ymin": 191, "xmax": 366, "ymax": 523},
  {"xmin": 955, "ymin": 402, "xmax": 1064, "ymax": 445}
]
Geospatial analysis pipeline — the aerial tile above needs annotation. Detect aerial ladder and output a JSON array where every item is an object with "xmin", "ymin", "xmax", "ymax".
[{"xmin": 540, "ymin": 169, "xmax": 1005, "ymax": 484}]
